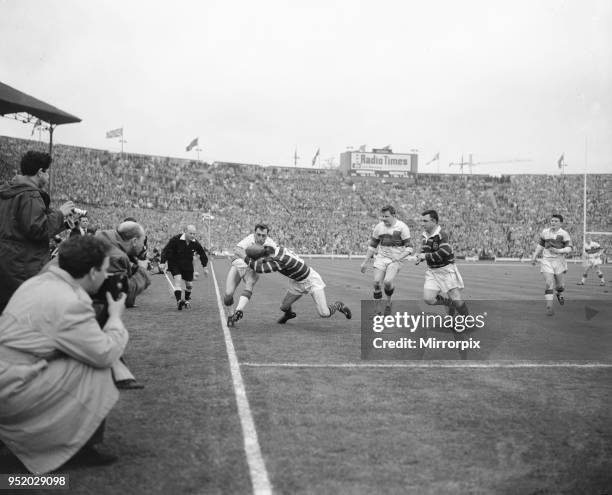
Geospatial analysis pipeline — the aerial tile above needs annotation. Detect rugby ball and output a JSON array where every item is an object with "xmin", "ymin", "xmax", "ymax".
[{"xmin": 245, "ymin": 243, "xmax": 265, "ymax": 259}]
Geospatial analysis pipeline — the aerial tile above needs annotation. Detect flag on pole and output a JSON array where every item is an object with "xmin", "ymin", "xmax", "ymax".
[
  {"xmin": 426, "ymin": 152, "xmax": 440, "ymax": 165},
  {"xmin": 186, "ymin": 137, "xmax": 199, "ymax": 152},
  {"xmin": 106, "ymin": 127, "xmax": 123, "ymax": 139},
  {"xmin": 358, "ymin": 144, "xmax": 366, "ymax": 152},
  {"xmin": 31, "ymin": 119, "xmax": 42, "ymax": 136},
  {"xmin": 557, "ymin": 153, "xmax": 565, "ymax": 169},
  {"xmin": 311, "ymin": 148, "xmax": 320, "ymax": 166}
]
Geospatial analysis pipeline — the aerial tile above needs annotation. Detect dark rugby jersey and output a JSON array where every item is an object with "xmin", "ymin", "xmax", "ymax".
[
  {"xmin": 421, "ymin": 227, "xmax": 455, "ymax": 269},
  {"xmin": 246, "ymin": 246, "xmax": 310, "ymax": 281}
]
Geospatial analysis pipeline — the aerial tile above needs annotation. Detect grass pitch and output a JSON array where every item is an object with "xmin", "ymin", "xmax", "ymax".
[{"xmin": 2, "ymin": 259, "xmax": 611, "ymax": 494}]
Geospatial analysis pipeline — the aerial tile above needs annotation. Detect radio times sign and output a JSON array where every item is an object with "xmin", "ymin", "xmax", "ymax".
[{"xmin": 351, "ymin": 152, "xmax": 414, "ymax": 171}]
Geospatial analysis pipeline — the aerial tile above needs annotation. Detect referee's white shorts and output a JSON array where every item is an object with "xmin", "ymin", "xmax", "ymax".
[
  {"xmin": 424, "ymin": 264, "xmax": 464, "ymax": 293},
  {"xmin": 540, "ymin": 257, "xmax": 568, "ymax": 275}
]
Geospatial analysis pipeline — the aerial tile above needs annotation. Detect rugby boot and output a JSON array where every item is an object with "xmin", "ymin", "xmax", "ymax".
[
  {"xmin": 227, "ymin": 310, "xmax": 243, "ymax": 327},
  {"xmin": 336, "ymin": 301, "xmax": 352, "ymax": 319},
  {"xmin": 278, "ymin": 310, "xmax": 297, "ymax": 324},
  {"xmin": 383, "ymin": 302, "xmax": 392, "ymax": 316}
]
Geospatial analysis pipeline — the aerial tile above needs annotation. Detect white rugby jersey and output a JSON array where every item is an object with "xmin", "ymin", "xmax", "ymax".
[
  {"xmin": 584, "ymin": 240, "xmax": 602, "ymax": 260},
  {"xmin": 232, "ymin": 233, "xmax": 278, "ymax": 267},
  {"xmin": 538, "ymin": 227, "xmax": 571, "ymax": 258},
  {"xmin": 369, "ymin": 220, "xmax": 412, "ymax": 258},
  {"xmin": 237, "ymin": 233, "xmax": 278, "ymax": 250}
]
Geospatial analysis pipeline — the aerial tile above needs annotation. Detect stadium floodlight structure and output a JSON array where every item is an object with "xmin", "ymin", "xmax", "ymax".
[
  {"xmin": 201, "ymin": 212, "xmax": 214, "ymax": 250},
  {"xmin": 449, "ymin": 154, "xmax": 531, "ymax": 174}
]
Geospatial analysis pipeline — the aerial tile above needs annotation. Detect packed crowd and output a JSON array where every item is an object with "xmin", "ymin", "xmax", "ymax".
[{"xmin": 1, "ymin": 135, "xmax": 611, "ymax": 258}]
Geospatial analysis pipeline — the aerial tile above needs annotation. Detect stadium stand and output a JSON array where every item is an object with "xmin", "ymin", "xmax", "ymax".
[{"xmin": 1, "ymin": 135, "xmax": 611, "ymax": 258}]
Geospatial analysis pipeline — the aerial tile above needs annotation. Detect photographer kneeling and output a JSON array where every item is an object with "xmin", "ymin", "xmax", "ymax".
[
  {"xmin": 95, "ymin": 221, "xmax": 151, "ymax": 389},
  {"xmin": 0, "ymin": 236, "xmax": 128, "ymax": 473}
]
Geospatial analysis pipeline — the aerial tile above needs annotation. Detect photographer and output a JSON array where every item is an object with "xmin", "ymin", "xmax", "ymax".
[
  {"xmin": 0, "ymin": 235, "xmax": 128, "ymax": 473},
  {"xmin": 95, "ymin": 221, "xmax": 151, "ymax": 389},
  {"xmin": 96, "ymin": 221, "xmax": 151, "ymax": 308},
  {"xmin": 0, "ymin": 150, "xmax": 75, "ymax": 314}
]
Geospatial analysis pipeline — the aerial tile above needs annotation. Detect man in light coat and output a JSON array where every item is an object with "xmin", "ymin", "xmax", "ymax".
[{"xmin": 0, "ymin": 235, "xmax": 128, "ymax": 474}]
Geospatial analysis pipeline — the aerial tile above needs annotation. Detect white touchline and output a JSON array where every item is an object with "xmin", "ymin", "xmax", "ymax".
[
  {"xmin": 210, "ymin": 263, "xmax": 273, "ymax": 495},
  {"xmin": 240, "ymin": 362, "xmax": 612, "ymax": 368}
]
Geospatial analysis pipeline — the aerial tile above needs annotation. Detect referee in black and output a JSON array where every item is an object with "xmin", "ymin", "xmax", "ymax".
[{"xmin": 160, "ymin": 225, "xmax": 208, "ymax": 310}]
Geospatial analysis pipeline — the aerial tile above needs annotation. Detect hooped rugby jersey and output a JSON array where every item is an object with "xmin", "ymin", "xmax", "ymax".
[
  {"xmin": 421, "ymin": 226, "xmax": 455, "ymax": 269},
  {"xmin": 246, "ymin": 246, "xmax": 310, "ymax": 281},
  {"xmin": 369, "ymin": 220, "xmax": 412, "ymax": 258},
  {"xmin": 584, "ymin": 240, "xmax": 603, "ymax": 260},
  {"xmin": 538, "ymin": 228, "xmax": 572, "ymax": 258}
]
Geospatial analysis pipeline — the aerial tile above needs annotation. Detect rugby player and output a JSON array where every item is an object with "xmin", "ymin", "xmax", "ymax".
[
  {"xmin": 244, "ymin": 244, "xmax": 352, "ymax": 323},
  {"xmin": 360, "ymin": 205, "xmax": 412, "ymax": 316},
  {"xmin": 577, "ymin": 235, "xmax": 605, "ymax": 286},
  {"xmin": 531, "ymin": 214, "xmax": 572, "ymax": 316},
  {"xmin": 225, "ymin": 224, "xmax": 277, "ymax": 326},
  {"xmin": 416, "ymin": 209, "xmax": 469, "ymax": 327}
]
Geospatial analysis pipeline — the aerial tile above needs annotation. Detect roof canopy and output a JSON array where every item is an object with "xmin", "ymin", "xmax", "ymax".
[{"xmin": 0, "ymin": 81, "xmax": 81, "ymax": 126}]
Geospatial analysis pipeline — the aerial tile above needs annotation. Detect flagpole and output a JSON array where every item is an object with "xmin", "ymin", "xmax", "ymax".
[
  {"xmin": 119, "ymin": 126, "xmax": 125, "ymax": 156},
  {"xmin": 583, "ymin": 137, "xmax": 587, "ymax": 252}
]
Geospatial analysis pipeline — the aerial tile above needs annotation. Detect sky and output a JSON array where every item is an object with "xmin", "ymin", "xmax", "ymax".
[{"xmin": 1, "ymin": 0, "xmax": 611, "ymax": 175}]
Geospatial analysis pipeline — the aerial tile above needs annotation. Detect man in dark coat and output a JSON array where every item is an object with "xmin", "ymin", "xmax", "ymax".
[
  {"xmin": 95, "ymin": 220, "xmax": 151, "ymax": 389},
  {"xmin": 0, "ymin": 151, "xmax": 74, "ymax": 313},
  {"xmin": 69, "ymin": 215, "xmax": 96, "ymax": 237},
  {"xmin": 161, "ymin": 225, "xmax": 208, "ymax": 310}
]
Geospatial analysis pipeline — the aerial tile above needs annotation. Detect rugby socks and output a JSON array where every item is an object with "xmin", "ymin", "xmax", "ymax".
[
  {"xmin": 236, "ymin": 290, "xmax": 252, "ymax": 312},
  {"xmin": 544, "ymin": 289, "xmax": 554, "ymax": 302},
  {"xmin": 556, "ymin": 286, "xmax": 565, "ymax": 296},
  {"xmin": 174, "ymin": 290, "xmax": 182, "ymax": 302},
  {"xmin": 598, "ymin": 272, "xmax": 605, "ymax": 283},
  {"xmin": 435, "ymin": 294, "xmax": 451, "ymax": 307},
  {"xmin": 373, "ymin": 290, "xmax": 383, "ymax": 299},
  {"xmin": 384, "ymin": 287, "xmax": 394, "ymax": 299},
  {"xmin": 454, "ymin": 301, "xmax": 469, "ymax": 316},
  {"xmin": 185, "ymin": 290, "xmax": 191, "ymax": 301},
  {"xmin": 328, "ymin": 302, "xmax": 341, "ymax": 316}
]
